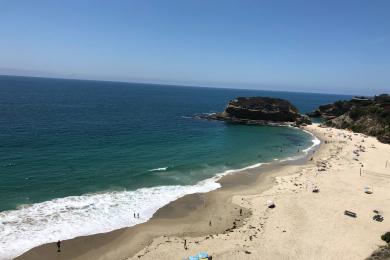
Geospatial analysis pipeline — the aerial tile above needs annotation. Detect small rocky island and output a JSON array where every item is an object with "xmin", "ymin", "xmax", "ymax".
[
  {"xmin": 203, "ymin": 97, "xmax": 311, "ymax": 126},
  {"xmin": 308, "ymin": 94, "xmax": 390, "ymax": 143}
]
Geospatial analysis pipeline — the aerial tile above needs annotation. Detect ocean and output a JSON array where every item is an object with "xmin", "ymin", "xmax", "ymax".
[{"xmin": 0, "ymin": 75, "xmax": 350, "ymax": 259}]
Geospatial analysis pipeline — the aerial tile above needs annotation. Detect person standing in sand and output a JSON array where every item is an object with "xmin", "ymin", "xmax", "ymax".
[{"xmin": 56, "ymin": 240, "xmax": 61, "ymax": 252}]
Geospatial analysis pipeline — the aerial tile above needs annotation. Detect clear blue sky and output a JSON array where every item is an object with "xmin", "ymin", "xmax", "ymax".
[{"xmin": 0, "ymin": 0, "xmax": 389, "ymax": 95}]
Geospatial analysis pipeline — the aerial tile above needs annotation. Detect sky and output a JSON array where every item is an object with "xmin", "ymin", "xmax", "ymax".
[{"xmin": 0, "ymin": 0, "xmax": 389, "ymax": 95}]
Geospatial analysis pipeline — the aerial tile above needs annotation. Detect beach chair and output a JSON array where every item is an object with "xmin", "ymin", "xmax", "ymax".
[{"xmin": 344, "ymin": 210, "xmax": 357, "ymax": 218}]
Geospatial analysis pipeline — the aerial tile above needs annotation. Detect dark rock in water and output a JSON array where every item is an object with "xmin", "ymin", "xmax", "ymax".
[
  {"xmin": 308, "ymin": 94, "xmax": 390, "ymax": 143},
  {"xmin": 225, "ymin": 97, "xmax": 299, "ymax": 121},
  {"xmin": 202, "ymin": 97, "xmax": 311, "ymax": 126}
]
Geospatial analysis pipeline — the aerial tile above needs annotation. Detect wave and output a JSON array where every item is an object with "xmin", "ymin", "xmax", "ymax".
[
  {"xmin": 276, "ymin": 129, "xmax": 321, "ymax": 163},
  {"xmin": 301, "ymin": 129, "xmax": 321, "ymax": 153},
  {"xmin": 221, "ymin": 162, "xmax": 266, "ymax": 175},
  {"xmin": 148, "ymin": 167, "xmax": 168, "ymax": 172},
  {"xmin": 0, "ymin": 180, "xmax": 220, "ymax": 259},
  {"xmin": 0, "ymin": 129, "xmax": 320, "ymax": 259},
  {"xmin": 0, "ymin": 162, "xmax": 271, "ymax": 259}
]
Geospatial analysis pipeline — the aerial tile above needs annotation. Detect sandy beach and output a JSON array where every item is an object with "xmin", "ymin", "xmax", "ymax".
[{"xmin": 17, "ymin": 124, "xmax": 390, "ymax": 260}]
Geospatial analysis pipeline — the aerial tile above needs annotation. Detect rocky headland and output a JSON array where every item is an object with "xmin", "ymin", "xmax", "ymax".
[
  {"xmin": 308, "ymin": 94, "xmax": 390, "ymax": 143},
  {"xmin": 202, "ymin": 96, "xmax": 311, "ymax": 126}
]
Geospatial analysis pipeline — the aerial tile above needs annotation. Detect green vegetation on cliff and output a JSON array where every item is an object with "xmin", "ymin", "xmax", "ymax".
[{"xmin": 308, "ymin": 94, "xmax": 390, "ymax": 143}]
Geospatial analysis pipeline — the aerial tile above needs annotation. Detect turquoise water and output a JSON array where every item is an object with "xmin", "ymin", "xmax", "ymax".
[{"xmin": 0, "ymin": 75, "xmax": 350, "ymax": 258}]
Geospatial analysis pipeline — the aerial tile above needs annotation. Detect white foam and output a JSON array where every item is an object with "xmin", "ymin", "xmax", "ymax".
[
  {"xmin": 0, "ymin": 161, "xmax": 270, "ymax": 259},
  {"xmin": 148, "ymin": 167, "xmax": 168, "ymax": 172},
  {"xmin": 214, "ymin": 163, "xmax": 266, "ymax": 176},
  {"xmin": 301, "ymin": 129, "xmax": 321, "ymax": 153},
  {"xmin": 0, "ymin": 129, "xmax": 319, "ymax": 259},
  {"xmin": 0, "ymin": 179, "xmax": 220, "ymax": 259},
  {"xmin": 277, "ymin": 130, "xmax": 321, "ymax": 163}
]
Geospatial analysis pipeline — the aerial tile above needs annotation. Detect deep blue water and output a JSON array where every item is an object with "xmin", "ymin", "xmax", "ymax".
[{"xmin": 0, "ymin": 75, "xmax": 351, "ymax": 258}]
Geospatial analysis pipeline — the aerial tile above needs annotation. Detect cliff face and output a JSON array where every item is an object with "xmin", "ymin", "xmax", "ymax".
[
  {"xmin": 225, "ymin": 97, "xmax": 300, "ymax": 121},
  {"xmin": 307, "ymin": 102, "xmax": 352, "ymax": 119},
  {"xmin": 309, "ymin": 94, "xmax": 390, "ymax": 143},
  {"xmin": 206, "ymin": 97, "xmax": 311, "ymax": 126}
]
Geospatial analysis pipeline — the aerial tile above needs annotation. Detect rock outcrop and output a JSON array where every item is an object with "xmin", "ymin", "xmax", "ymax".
[
  {"xmin": 203, "ymin": 97, "xmax": 311, "ymax": 126},
  {"xmin": 308, "ymin": 94, "xmax": 390, "ymax": 143}
]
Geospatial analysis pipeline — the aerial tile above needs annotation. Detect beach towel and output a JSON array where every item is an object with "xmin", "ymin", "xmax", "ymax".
[{"xmin": 198, "ymin": 252, "xmax": 208, "ymax": 258}]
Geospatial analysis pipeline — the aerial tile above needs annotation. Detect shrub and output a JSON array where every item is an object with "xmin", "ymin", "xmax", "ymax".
[
  {"xmin": 381, "ymin": 232, "xmax": 390, "ymax": 243},
  {"xmin": 350, "ymin": 107, "xmax": 367, "ymax": 120},
  {"xmin": 350, "ymin": 124, "xmax": 363, "ymax": 133}
]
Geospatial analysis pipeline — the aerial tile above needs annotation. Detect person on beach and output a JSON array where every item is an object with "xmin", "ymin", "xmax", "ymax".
[
  {"xmin": 56, "ymin": 240, "xmax": 61, "ymax": 252},
  {"xmin": 184, "ymin": 239, "xmax": 187, "ymax": 250},
  {"xmin": 209, "ymin": 221, "xmax": 212, "ymax": 226},
  {"xmin": 134, "ymin": 213, "xmax": 136, "ymax": 218},
  {"xmin": 137, "ymin": 213, "xmax": 140, "ymax": 218},
  {"xmin": 240, "ymin": 208, "xmax": 242, "ymax": 216}
]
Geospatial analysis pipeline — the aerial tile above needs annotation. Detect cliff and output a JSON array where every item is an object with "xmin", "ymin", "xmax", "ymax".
[
  {"xmin": 308, "ymin": 94, "xmax": 390, "ymax": 143},
  {"xmin": 204, "ymin": 97, "xmax": 311, "ymax": 126}
]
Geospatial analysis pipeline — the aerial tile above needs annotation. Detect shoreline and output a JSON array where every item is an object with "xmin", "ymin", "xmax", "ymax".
[
  {"xmin": 0, "ymin": 129, "xmax": 318, "ymax": 259},
  {"xmin": 123, "ymin": 124, "xmax": 390, "ymax": 260},
  {"xmin": 15, "ymin": 126, "xmax": 322, "ymax": 260},
  {"xmin": 3, "ymin": 126, "xmax": 318, "ymax": 260}
]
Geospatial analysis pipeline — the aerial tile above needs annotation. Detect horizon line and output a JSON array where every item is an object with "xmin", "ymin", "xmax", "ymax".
[{"xmin": 0, "ymin": 73, "xmax": 369, "ymax": 97}]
